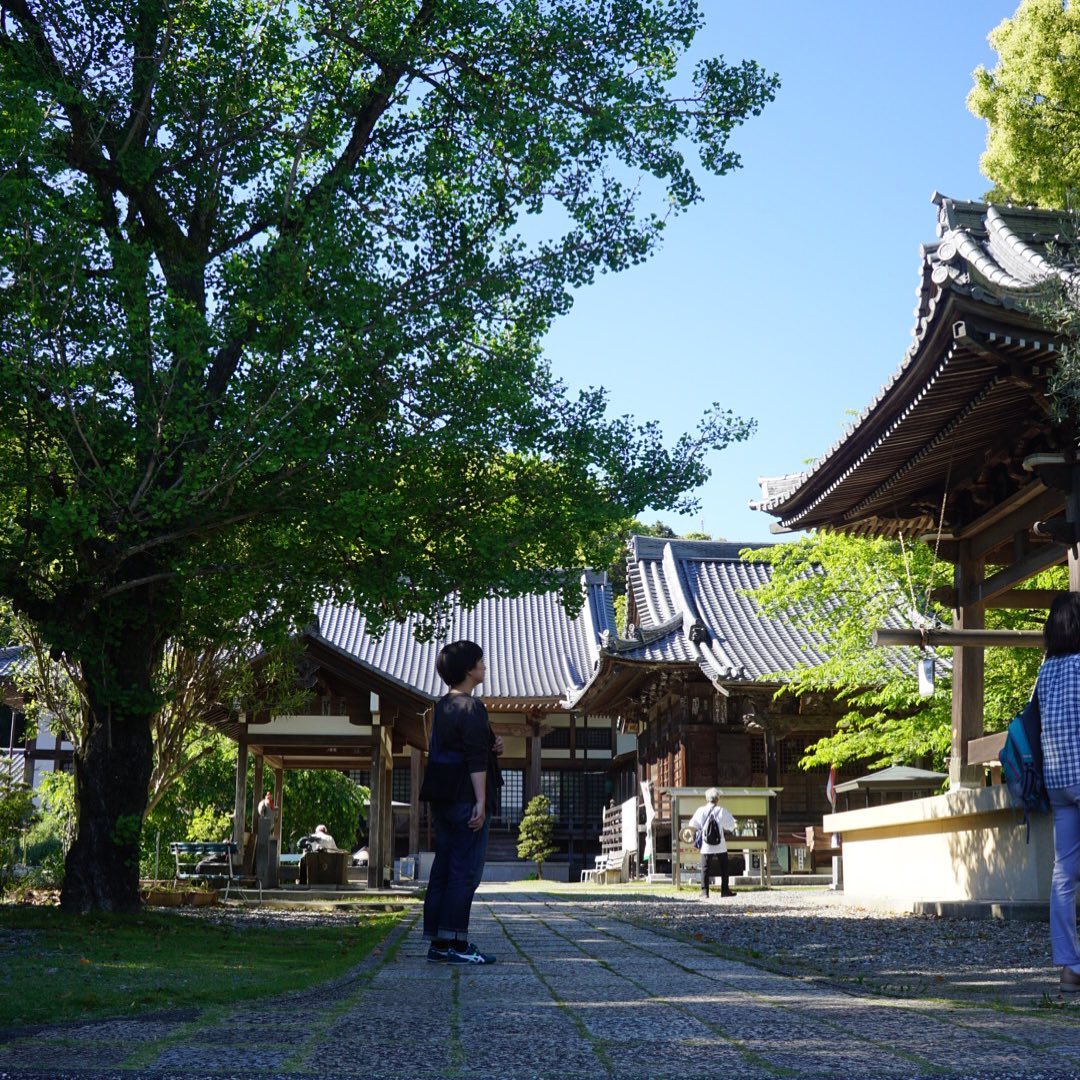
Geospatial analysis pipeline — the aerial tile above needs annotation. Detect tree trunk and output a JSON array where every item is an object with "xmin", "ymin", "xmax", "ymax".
[{"xmin": 60, "ymin": 624, "xmax": 162, "ymax": 913}]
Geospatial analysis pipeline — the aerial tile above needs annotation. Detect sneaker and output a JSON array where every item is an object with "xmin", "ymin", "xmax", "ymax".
[
  {"xmin": 427, "ymin": 944, "xmax": 450, "ymax": 963},
  {"xmin": 720, "ymin": 889, "xmax": 736, "ymax": 897},
  {"xmin": 1061, "ymin": 966, "xmax": 1080, "ymax": 993},
  {"xmin": 446, "ymin": 942, "xmax": 496, "ymax": 965}
]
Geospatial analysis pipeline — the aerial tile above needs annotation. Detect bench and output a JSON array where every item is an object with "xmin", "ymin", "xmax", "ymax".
[
  {"xmin": 804, "ymin": 827, "xmax": 841, "ymax": 872},
  {"xmin": 580, "ymin": 850, "xmax": 631, "ymax": 884},
  {"xmin": 170, "ymin": 841, "xmax": 262, "ymax": 902},
  {"xmin": 580, "ymin": 853, "xmax": 610, "ymax": 884}
]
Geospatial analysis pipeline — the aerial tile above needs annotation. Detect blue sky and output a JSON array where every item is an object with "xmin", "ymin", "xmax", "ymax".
[{"xmin": 542, "ymin": 1, "xmax": 1021, "ymax": 544}]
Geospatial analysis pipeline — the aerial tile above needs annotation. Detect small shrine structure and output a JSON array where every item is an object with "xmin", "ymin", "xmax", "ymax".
[{"xmin": 754, "ymin": 194, "xmax": 1076, "ymax": 908}]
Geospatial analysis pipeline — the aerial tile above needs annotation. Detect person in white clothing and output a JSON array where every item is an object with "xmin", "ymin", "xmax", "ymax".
[
  {"xmin": 689, "ymin": 787, "xmax": 736, "ymax": 898},
  {"xmin": 310, "ymin": 824, "xmax": 337, "ymax": 851}
]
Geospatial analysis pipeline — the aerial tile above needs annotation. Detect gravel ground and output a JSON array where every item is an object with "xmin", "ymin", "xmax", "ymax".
[{"xmin": 567, "ymin": 886, "xmax": 1060, "ymax": 1007}]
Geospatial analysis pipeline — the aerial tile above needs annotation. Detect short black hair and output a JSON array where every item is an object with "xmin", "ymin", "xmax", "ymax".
[
  {"xmin": 1044, "ymin": 593, "xmax": 1080, "ymax": 657},
  {"xmin": 436, "ymin": 640, "xmax": 483, "ymax": 686}
]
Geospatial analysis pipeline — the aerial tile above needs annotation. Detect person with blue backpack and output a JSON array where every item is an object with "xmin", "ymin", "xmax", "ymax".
[{"xmin": 1035, "ymin": 593, "xmax": 1080, "ymax": 994}]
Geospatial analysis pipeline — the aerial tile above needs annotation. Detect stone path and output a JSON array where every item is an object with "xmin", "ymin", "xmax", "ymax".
[{"xmin": 4, "ymin": 890, "xmax": 1080, "ymax": 1079}]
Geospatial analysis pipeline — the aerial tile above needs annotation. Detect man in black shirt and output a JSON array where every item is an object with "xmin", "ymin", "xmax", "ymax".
[{"xmin": 420, "ymin": 640, "xmax": 502, "ymax": 965}]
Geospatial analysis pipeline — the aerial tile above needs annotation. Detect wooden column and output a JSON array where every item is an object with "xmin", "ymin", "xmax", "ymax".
[
  {"xmin": 409, "ymin": 745, "xmax": 422, "ymax": 855},
  {"xmin": 950, "ymin": 543, "xmax": 985, "ymax": 788},
  {"xmin": 232, "ymin": 733, "xmax": 249, "ymax": 855},
  {"xmin": 526, "ymin": 725, "xmax": 542, "ymax": 801},
  {"xmin": 367, "ymin": 694, "xmax": 392, "ymax": 888},
  {"xmin": 251, "ymin": 755, "xmax": 264, "ymax": 829},
  {"xmin": 381, "ymin": 746, "xmax": 393, "ymax": 884},
  {"xmin": 273, "ymin": 766, "xmax": 284, "ymax": 867},
  {"xmin": 1067, "ymin": 466, "xmax": 1080, "ymax": 593}
]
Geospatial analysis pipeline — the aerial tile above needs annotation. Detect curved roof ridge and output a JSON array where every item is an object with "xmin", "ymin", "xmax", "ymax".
[
  {"xmin": 662, "ymin": 541, "xmax": 744, "ymax": 679},
  {"xmin": 985, "ymin": 206, "xmax": 1062, "ymax": 286},
  {"xmin": 752, "ymin": 195, "xmax": 1069, "ymax": 527},
  {"xmin": 946, "ymin": 225, "xmax": 1037, "ymax": 297}
]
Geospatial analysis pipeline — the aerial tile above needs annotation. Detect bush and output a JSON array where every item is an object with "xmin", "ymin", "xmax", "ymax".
[
  {"xmin": 517, "ymin": 795, "xmax": 557, "ymax": 879},
  {"xmin": 0, "ymin": 774, "xmax": 37, "ymax": 895}
]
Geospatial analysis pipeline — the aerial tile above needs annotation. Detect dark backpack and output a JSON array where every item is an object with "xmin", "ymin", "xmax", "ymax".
[
  {"xmin": 703, "ymin": 809, "xmax": 723, "ymax": 846},
  {"xmin": 999, "ymin": 694, "xmax": 1049, "ymax": 841}
]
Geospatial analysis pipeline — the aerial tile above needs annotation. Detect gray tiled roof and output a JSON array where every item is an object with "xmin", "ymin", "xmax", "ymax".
[
  {"xmin": 0, "ymin": 646, "xmax": 25, "ymax": 680},
  {"xmin": 314, "ymin": 572, "xmax": 615, "ymax": 706},
  {"xmin": 753, "ymin": 194, "xmax": 1073, "ymax": 529},
  {"xmin": 612, "ymin": 537, "xmax": 829, "ymax": 680},
  {"xmin": 569, "ymin": 536, "xmax": 920, "ymax": 710}
]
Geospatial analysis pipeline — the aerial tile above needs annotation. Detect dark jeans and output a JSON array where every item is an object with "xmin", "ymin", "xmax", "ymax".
[
  {"xmin": 700, "ymin": 851, "xmax": 729, "ymax": 897},
  {"xmin": 423, "ymin": 801, "xmax": 491, "ymax": 940}
]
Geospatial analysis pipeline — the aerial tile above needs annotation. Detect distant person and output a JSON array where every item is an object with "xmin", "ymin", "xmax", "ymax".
[
  {"xmin": 298, "ymin": 824, "xmax": 337, "ymax": 853},
  {"xmin": 311, "ymin": 824, "xmax": 337, "ymax": 850},
  {"xmin": 255, "ymin": 791, "xmax": 277, "ymax": 887},
  {"xmin": 419, "ymin": 639, "xmax": 502, "ymax": 965},
  {"xmin": 689, "ymin": 788, "xmax": 736, "ymax": 899},
  {"xmin": 1035, "ymin": 594, "xmax": 1080, "ymax": 993}
]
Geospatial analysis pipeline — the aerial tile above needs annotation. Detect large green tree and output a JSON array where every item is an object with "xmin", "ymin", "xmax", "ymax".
[
  {"xmin": 968, "ymin": 0, "xmax": 1080, "ymax": 208},
  {"xmin": 0, "ymin": 1, "xmax": 776, "ymax": 911},
  {"xmin": 745, "ymin": 533, "xmax": 1051, "ymax": 770}
]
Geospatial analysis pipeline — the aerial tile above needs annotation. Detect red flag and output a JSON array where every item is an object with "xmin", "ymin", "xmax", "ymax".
[{"xmin": 825, "ymin": 766, "xmax": 837, "ymax": 810}]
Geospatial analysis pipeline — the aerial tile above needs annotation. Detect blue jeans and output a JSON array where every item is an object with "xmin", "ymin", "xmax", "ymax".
[
  {"xmin": 423, "ymin": 802, "xmax": 490, "ymax": 940},
  {"xmin": 1049, "ymin": 785, "xmax": 1080, "ymax": 972}
]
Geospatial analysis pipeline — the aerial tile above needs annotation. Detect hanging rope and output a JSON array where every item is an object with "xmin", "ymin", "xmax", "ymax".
[{"xmin": 923, "ymin": 456, "xmax": 953, "ymax": 618}]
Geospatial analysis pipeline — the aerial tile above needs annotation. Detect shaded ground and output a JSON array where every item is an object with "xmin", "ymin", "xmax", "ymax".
[
  {"xmin": 559, "ymin": 884, "xmax": 1058, "ymax": 1008},
  {"xmin": 2, "ymin": 885, "xmax": 1078, "ymax": 1079}
]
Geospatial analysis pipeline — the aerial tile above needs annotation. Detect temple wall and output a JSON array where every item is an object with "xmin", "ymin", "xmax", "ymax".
[{"xmin": 825, "ymin": 785, "xmax": 1054, "ymax": 905}]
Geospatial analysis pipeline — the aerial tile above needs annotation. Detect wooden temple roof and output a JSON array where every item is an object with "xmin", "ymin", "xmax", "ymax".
[
  {"xmin": 753, "ymin": 195, "xmax": 1075, "ymax": 544},
  {"xmin": 567, "ymin": 537, "xmax": 846, "ymax": 716}
]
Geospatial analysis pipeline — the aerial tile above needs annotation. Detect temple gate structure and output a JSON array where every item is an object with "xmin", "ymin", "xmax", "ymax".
[{"xmin": 754, "ymin": 194, "xmax": 1077, "ymax": 909}]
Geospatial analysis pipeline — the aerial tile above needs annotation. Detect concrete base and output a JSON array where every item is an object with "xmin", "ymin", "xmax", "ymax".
[
  {"xmin": 823, "ymin": 784, "xmax": 1053, "ymax": 906},
  {"xmin": 910, "ymin": 900, "xmax": 1049, "ymax": 921}
]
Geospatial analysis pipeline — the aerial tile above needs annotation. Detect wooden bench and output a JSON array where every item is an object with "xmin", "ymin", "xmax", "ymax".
[
  {"xmin": 804, "ymin": 827, "xmax": 841, "ymax": 872},
  {"xmin": 170, "ymin": 841, "xmax": 262, "ymax": 902}
]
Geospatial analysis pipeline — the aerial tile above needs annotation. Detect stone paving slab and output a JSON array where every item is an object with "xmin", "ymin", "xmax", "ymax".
[{"xmin": 5, "ymin": 890, "xmax": 1080, "ymax": 1078}]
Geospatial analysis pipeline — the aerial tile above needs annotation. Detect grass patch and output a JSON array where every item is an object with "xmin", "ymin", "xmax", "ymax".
[{"xmin": 0, "ymin": 904, "xmax": 404, "ymax": 1027}]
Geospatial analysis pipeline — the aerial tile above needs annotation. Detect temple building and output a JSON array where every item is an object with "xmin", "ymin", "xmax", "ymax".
[
  {"xmin": 220, "ymin": 573, "xmax": 635, "ymax": 884},
  {"xmin": 567, "ymin": 535, "xmax": 851, "ymax": 874},
  {"xmin": 753, "ymin": 194, "xmax": 1076, "ymax": 908}
]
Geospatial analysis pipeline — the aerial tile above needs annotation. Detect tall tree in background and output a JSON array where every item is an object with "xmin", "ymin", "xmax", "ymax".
[
  {"xmin": 968, "ymin": 0, "xmax": 1080, "ymax": 207},
  {"xmin": 0, "ymin": 1, "xmax": 777, "ymax": 911}
]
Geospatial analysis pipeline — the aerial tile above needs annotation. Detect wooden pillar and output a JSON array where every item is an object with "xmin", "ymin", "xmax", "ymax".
[
  {"xmin": 232, "ymin": 733, "xmax": 249, "ymax": 855},
  {"xmin": 526, "ymin": 724, "xmax": 542, "ymax": 801},
  {"xmin": 950, "ymin": 543, "xmax": 985, "ymax": 788},
  {"xmin": 409, "ymin": 746, "xmax": 422, "ymax": 855},
  {"xmin": 381, "ymin": 747, "xmax": 393, "ymax": 884},
  {"xmin": 368, "ymin": 694, "xmax": 392, "ymax": 888},
  {"xmin": 273, "ymin": 766, "xmax": 284, "ymax": 867},
  {"xmin": 251, "ymin": 755, "xmax": 264, "ymax": 830},
  {"xmin": 1067, "ymin": 465, "xmax": 1080, "ymax": 593}
]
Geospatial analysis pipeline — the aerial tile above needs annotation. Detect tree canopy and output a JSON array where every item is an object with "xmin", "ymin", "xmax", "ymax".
[
  {"xmin": 0, "ymin": 0, "xmax": 777, "ymax": 910},
  {"xmin": 745, "ymin": 533, "xmax": 1051, "ymax": 770},
  {"xmin": 968, "ymin": 0, "xmax": 1080, "ymax": 208}
]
